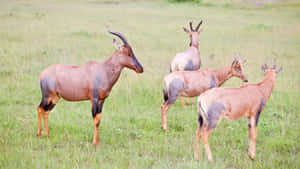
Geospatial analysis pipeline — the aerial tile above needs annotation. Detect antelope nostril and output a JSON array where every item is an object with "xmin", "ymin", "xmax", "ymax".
[
  {"xmin": 139, "ymin": 66, "xmax": 144, "ymax": 73},
  {"xmin": 244, "ymin": 79, "xmax": 248, "ymax": 82}
]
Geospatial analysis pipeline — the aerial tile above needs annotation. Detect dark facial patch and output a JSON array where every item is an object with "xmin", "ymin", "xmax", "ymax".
[
  {"xmin": 132, "ymin": 56, "xmax": 143, "ymax": 72},
  {"xmin": 255, "ymin": 98, "xmax": 266, "ymax": 126},
  {"xmin": 166, "ymin": 78, "xmax": 187, "ymax": 105},
  {"xmin": 207, "ymin": 102, "xmax": 226, "ymax": 130},
  {"xmin": 39, "ymin": 78, "xmax": 57, "ymax": 111},
  {"xmin": 184, "ymin": 60, "xmax": 197, "ymax": 71},
  {"xmin": 210, "ymin": 76, "xmax": 217, "ymax": 89}
]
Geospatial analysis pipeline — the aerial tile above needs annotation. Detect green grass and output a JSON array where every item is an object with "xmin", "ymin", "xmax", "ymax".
[{"xmin": 0, "ymin": 0, "xmax": 300, "ymax": 168}]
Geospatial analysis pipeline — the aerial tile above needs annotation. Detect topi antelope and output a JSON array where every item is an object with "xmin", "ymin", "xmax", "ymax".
[
  {"xmin": 170, "ymin": 21, "xmax": 203, "ymax": 106},
  {"xmin": 194, "ymin": 59, "xmax": 282, "ymax": 162},
  {"xmin": 36, "ymin": 31, "xmax": 143, "ymax": 146},
  {"xmin": 170, "ymin": 21, "xmax": 203, "ymax": 72},
  {"xmin": 161, "ymin": 56, "xmax": 248, "ymax": 131}
]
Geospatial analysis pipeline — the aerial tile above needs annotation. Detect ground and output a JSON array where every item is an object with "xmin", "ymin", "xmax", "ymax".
[{"xmin": 0, "ymin": 0, "xmax": 299, "ymax": 168}]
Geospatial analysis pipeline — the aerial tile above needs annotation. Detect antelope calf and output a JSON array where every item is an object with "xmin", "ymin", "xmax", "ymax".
[
  {"xmin": 161, "ymin": 56, "xmax": 248, "ymax": 131},
  {"xmin": 195, "ymin": 60, "xmax": 282, "ymax": 162},
  {"xmin": 170, "ymin": 21, "xmax": 203, "ymax": 106},
  {"xmin": 36, "ymin": 31, "xmax": 143, "ymax": 146}
]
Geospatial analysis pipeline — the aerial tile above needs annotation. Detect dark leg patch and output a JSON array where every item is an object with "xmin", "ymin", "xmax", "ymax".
[
  {"xmin": 39, "ymin": 99, "xmax": 56, "ymax": 111},
  {"xmin": 44, "ymin": 101, "xmax": 55, "ymax": 111},
  {"xmin": 92, "ymin": 75, "xmax": 104, "ymax": 117},
  {"xmin": 39, "ymin": 78, "xmax": 57, "ymax": 111},
  {"xmin": 163, "ymin": 89, "xmax": 168, "ymax": 102},
  {"xmin": 166, "ymin": 78, "xmax": 185, "ymax": 105},
  {"xmin": 207, "ymin": 102, "xmax": 225, "ymax": 130},
  {"xmin": 198, "ymin": 115, "xmax": 203, "ymax": 127},
  {"xmin": 210, "ymin": 76, "xmax": 217, "ymax": 89},
  {"xmin": 40, "ymin": 78, "xmax": 56, "ymax": 98},
  {"xmin": 92, "ymin": 99, "xmax": 104, "ymax": 117},
  {"xmin": 184, "ymin": 60, "xmax": 196, "ymax": 71},
  {"xmin": 255, "ymin": 99, "xmax": 266, "ymax": 126},
  {"xmin": 93, "ymin": 75, "xmax": 101, "ymax": 99}
]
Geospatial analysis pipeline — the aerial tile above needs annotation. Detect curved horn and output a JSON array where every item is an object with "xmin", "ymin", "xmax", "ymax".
[
  {"xmin": 264, "ymin": 59, "xmax": 268, "ymax": 69},
  {"xmin": 238, "ymin": 53, "xmax": 247, "ymax": 64},
  {"xmin": 195, "ymin": 20, "xmax": 203, "ymax": 31},
  {"xmin": 189, "ymin": 21, "xmax": 194, "ymax": 31},
  {"xmin": 108, "ymin": 31, "xmax": 129, "ymax": 46},
  {"xmin": 234, "ymin": 53, "xmax": 238, "ymax": 61},
  {"xmin": 234, "ymin": 56, "xmax": 238, "ymax": 61},
  {"xmin": 261, "ymin": 65, "xmax": 266, "ymax": 72},
  {"xmin": 273, "ymin": 58, "xmax": 277, "ymax": 69},
  {"xmin": 277, "ymin": 66, "xmax": 283, "ymax": 73}
]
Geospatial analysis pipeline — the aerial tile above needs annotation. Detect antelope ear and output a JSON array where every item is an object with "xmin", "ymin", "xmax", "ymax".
[
  {"xmin": 199, "ymin": 27, "xmax": 204, "ymax": 33},
  {"xmin": 231, "ymin": 57, "xmax": 238, "ymax": 66},
  {"xmin": 276, "ymin": 66, "xmax": 283, "ymax": 74},
  {"xmin": 113, "ymin": 38, "xmax": 122, "ymax": 50},
  {"xmin": 183, "ymin": 27, "xmax": 190, "ymax": 33}
]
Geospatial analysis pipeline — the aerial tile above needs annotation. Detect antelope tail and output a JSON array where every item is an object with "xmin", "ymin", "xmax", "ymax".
[{"xmin": 197, "ymin": 95, "xmax": 209, "ymax": 129}]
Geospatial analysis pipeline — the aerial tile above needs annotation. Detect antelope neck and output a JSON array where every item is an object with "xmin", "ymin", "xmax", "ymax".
[
  {"xmin": 213, "ymin": 66, "xmax": 233, "ymax": 87},
  {"xmin": 103, "ymin": 52, "xmax": 124, "ymax": 86},
  {"xmin": 257, "ymin": 73, "xmax": 276, "ymax": 100}
]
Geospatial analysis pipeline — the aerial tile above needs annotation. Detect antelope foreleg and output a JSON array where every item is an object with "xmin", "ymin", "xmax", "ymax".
[
  {"xmin": 91, "ymin": 99, "xmax": 104, "ymax": 146},
  {"xmin": 248, "ymin": 117, "xmax": 257, "ymax": 160},
  {"xmin": 161, "ymin": 103, "xmax": 171, "ymax": 131},
  {"xmin": 194, "ymin": 125, "xmax": 201, "ymax": 160},
  {"xmin": 202, "ymin": 129, "xmax": 213, "ymax": 162},
  {"xmin": 180, "ymin": 96, "xmax": 185, "ymax": 108},
  {"xmin": 37, "ymin": 106, "xmax": 43, "ymax": 137},
  {"xmin": 185, "ymin": 97, "xmax": 195, "ymax": 105},
  {"xmin": 93, "ymin": 113, "xmax": 102, "ymax": 146},
  {"xmin": 43, "ymin": 111, "xmax": 50, "ymax": 137},
  {"xmin": 37, "ymin": 93, "xmax": 59, "ymax": 137}
]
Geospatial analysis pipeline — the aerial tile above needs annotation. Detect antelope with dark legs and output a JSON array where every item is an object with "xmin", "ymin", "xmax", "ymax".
[
  {"xmin": 170, "ymin": 21, "xmax": 203, "ymax": 107},
  {"xmin": 161, "ymin": 56, "xmax": 248, "ymax": 131},
  {"xmin": 194, "ymin": 59, "xmax": 282, "ymax": 162},
  {"xmin": 36, "ymin": 31, "xmax": 143, "ymax": 146}
]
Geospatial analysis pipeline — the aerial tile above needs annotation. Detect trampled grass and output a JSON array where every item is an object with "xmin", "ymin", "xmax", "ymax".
[{"xmin": 0, "ymin": 0, "xmax": 299, "ymax": 168}]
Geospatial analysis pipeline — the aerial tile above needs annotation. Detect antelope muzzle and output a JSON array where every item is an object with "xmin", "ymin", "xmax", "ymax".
[
  {"xmin": 241, "ymin": 74, "xmax": 248, "ymax": 82},
  {"xmin": 132, "ymin": 56, "xmax": 143, "ymax": 73}
]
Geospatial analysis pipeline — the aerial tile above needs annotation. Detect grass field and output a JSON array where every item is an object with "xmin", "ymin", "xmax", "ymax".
[{"xmin": 0, "ymin": 0, "xmax": 299, "ymax": 168}]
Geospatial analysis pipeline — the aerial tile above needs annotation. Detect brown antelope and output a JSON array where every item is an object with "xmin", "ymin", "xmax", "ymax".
[
  {"xmin": 36, "ymin": 31, "xmax": 143, "ymax": 146},
  {"xmin": 194, "ymin": 60, "xmax": 282, "ymax": 162},
  {"xmin": 161, "ymin": 56, "xmax": 248, "ymax": 131},
  {"xmin": 170, "ymin": 21, "xmax": 203, "ymax": 106}
]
